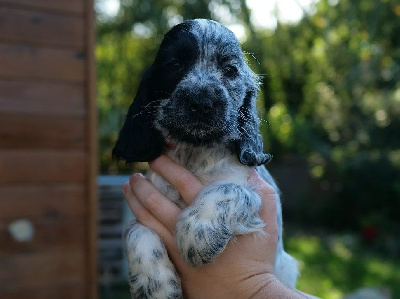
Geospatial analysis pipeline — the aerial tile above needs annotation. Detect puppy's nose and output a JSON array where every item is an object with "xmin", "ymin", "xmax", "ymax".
[{"xmin": 189, "ymin": 98, "xmax": 214, "ymax": 114}]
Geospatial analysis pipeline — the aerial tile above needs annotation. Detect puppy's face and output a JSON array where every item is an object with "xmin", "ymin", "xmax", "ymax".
[
  {"xmin": 113, "ymin": 19, "xmax": 270, "ymax": 165},
  {"xmin": 151, "ymin": 19, "xmax": 258, "ymax": 145}
]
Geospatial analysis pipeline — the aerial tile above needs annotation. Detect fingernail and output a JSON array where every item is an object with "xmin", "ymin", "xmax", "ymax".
[
  {"xmin": 129, "ymin": 173, "xmax": 143, "ymax": 184},
  {"xmin": 122, "ymin": 182, "xmax": 130, "ymax": 195},
  {"xmin": 133, "ymin": 172, "xmax": 144, "ymax": 178}
]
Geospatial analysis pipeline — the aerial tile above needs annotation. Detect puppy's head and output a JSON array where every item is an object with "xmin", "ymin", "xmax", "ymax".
[{"xmin": 113, "ymin": 19, "xmax": 271, "ymax": 166}]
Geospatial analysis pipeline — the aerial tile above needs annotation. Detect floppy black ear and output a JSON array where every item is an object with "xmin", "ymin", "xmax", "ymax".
[
  {"xmin": 112, "ymin": 68, "xmax": 164, "ymax": 163},
  {"xmin": 235, "ymin": 90, "xmax": 272, "ymax": 166}
]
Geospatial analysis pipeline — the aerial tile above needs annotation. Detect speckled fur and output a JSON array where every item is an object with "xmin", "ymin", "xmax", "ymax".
[
  {"xmin": 124, "ymin": 221, "xmax": 182, "ymax": 298},
  {"xmin": 117, "ymin": 19, "xmax": 299, "ymax": 298}
]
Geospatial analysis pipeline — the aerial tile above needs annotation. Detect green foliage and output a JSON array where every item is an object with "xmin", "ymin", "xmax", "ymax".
[{"xmin": 241, "ymin": 0, "xmax": 400, "ymax": 232}]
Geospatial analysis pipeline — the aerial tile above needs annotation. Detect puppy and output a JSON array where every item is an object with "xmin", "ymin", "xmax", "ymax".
[{"xmin": 113, "ymin": 19, "xmax": 298, "ymax": 298}]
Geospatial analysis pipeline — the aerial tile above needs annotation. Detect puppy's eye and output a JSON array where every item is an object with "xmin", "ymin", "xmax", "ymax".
[{"xmin": 223, "ymin": 65, "xmax": 238, "ymax": 78}]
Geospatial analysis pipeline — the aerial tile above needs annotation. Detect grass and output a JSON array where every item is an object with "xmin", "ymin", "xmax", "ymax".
[
  {"xmin": 100, "ymin": 232, "xmax": 400, "ymax": 299},
  {"xmin": 285, "ymin": 232, "xmax": 400, "ymax": 298}
]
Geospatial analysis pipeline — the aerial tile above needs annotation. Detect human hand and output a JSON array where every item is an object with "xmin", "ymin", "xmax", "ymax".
[{"xmin": 123, "ymin": 155, "xmax": 312, "ymax": 299}]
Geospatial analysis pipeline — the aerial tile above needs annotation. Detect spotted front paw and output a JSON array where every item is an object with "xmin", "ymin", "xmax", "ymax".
[
  {"xmin": 176, "ymin": 205, "xmax": 234, "ymax": 266},
  {"xmin": 176, "ymin": 182, "xmax": 264, "ymax": 267}
]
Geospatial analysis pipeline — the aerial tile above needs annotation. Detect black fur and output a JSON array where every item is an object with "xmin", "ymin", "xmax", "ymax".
[{"xmin": 112, "ymin": 68, "xmax": 164, "ymax": 162}]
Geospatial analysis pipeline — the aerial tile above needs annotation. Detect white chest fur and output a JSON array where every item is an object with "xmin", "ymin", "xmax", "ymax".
[{"xmin": 147, "ymin": 145, "xmax": 252, "ymax": 208}]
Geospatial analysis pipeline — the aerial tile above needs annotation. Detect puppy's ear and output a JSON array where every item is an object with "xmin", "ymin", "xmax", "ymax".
[
  {"xmin": 235, "ymin": 90, "xmax": 272, "ymax": 166},
  {"xmin": 112, "ymin": 68, "xmax": 164, "ymax": 163}
]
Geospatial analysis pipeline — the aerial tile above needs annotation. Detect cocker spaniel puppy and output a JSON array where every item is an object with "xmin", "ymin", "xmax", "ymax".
[{"xmin": 113, "ymin": 19, "xmax": 298, "ymax": 298}]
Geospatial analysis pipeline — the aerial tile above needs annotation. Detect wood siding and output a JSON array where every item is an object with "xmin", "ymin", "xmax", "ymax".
[{"xmin": 0, "ymin": 0, "xmax": 97, "ymax": 298}]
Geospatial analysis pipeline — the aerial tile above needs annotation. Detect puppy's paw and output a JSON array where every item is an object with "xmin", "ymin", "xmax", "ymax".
[
  {"xmin": 176, "ymin": 182, "xmax": 264, "ymax": 267},
  {"xmin": 176, "ymin": 206, "xmax": 234, "ymax": 266}
]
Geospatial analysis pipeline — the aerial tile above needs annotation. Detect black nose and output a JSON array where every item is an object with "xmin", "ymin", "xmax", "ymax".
[
  {"xmin": 188, "ymin": 97, "xmax": 214, "ymax": 114},
  {"xmin": 186, "ymin": 85, "xmax": 218, "ymax": 115}
]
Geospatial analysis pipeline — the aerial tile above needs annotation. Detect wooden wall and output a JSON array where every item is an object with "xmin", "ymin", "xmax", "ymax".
[{"xmin": 0, "ymin": 0, "xmax": 97, "ymax": 298}]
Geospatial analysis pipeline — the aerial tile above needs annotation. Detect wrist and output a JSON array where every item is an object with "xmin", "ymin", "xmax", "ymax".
[
  {"xmin": 250, "ymin": 274, "xmax": 280, "ymax": 299},
  {"xmin": 251, "ymin": 274, "xmax": 313, "ymax": 299},
  {"xmin": 227, "ymin": 273, "xmax": 277, "ymax": 299}
]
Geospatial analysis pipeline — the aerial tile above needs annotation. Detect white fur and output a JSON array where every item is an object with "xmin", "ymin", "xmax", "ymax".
[{"xmin": 125, "ymin": 221, "xmax": 182, "ymax": 298}]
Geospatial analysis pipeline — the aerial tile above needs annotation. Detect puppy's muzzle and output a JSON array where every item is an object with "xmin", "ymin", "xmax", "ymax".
[{"xmin": 173, "ymin": 71, "xmax": 226, "ymax": 119}]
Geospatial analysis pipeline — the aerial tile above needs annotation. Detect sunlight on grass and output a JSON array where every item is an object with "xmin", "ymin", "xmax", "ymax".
[{"xmin": 285, "ymin": 234, "xmax": 400, "ymax": 298}]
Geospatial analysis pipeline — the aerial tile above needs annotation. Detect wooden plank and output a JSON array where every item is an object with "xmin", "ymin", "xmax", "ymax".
[
  {"xmin": 84, "ymin": 0, "xmax": 99, "ymax": 297},
  {"xmin": 0, "ymin": 80, "xmax": 85, "ymax": 116},
  {"xmin": 0, "ymin": 217, "xmax": 87, "ymax": 254},
  {"xmin": 0, "ymin": 43, "xmax": 85, "ymax": 83},
  {"xmin": 0, "ymin": 184, "xmax": 86, "ymax": 219},
  {"xmin": 0, "ymin": 0, "xmax": 84, "ymax": 14},
  {"xmin": 0, "ymin": 283, "xmax": 86, "ymax": 299},
  {"xmin": 0, "ymin": 115, "xmax": 86, "ymax": 148},
  {"xmin": 0, "ymin": 150, "xmax": 86, "ymax": 184},
  {"xmin": 0, "ymin": 7, "xmax": 84, "ymax": 48},
  {"xmin": 0, "ymin": 250, "xmax": 85, "ymax": 292},
  {"xmin": 0, "ymin": 0, "xmax": 97, "ymax": 297}
]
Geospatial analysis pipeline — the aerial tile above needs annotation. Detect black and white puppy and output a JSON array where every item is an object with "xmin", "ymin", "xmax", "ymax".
[{"xmin": 113, "ymin": 19, "xmax": 298, "ymax": 298}]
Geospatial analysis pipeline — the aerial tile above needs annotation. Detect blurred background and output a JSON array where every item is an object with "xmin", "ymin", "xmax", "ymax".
[{"xmin": 95, "ymin": 0, "xmax": 400, "ymax": 298}]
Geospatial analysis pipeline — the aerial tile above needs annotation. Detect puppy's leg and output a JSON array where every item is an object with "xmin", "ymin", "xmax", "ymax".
[
  {"xmin": 176, "ymin": 182, "xmax": 264, "ymax": 266},
  {"xmin": 124, "ymin": 220, "xmax": 182, "ymax": 299}
]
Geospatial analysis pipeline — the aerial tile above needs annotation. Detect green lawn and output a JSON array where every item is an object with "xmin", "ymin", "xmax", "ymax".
[{"xmin": 285, "ymin": 233, "xmax": 400, "ymax": 298}]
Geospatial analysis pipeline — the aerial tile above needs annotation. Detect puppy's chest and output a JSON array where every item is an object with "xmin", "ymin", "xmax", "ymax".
[{"xmin": 148, "ymin": 147, "xmax": 252, "ymax": 208}]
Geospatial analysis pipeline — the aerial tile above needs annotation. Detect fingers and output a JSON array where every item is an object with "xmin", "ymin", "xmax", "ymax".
[
  {"xmin": 149, "ymin": 155, "xmax": 204, "ymax": 205},
  {"xmin": 122, "ymin": 182, "xmax": 170, "ymax": 243},
  {"xmin": 248, "ymin": 170, "xmax": 279, "ymax": 237},
  {"xmin": 123, "ymin": 174, "xmax": 181, "ymax": 234},
  {"xmin": 248, "ymin": 169, "xmax": 276, "ymax": 196},
  {"xmin": 123, "ymin": 179, "xmax": 190, "ymax": 269}
]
